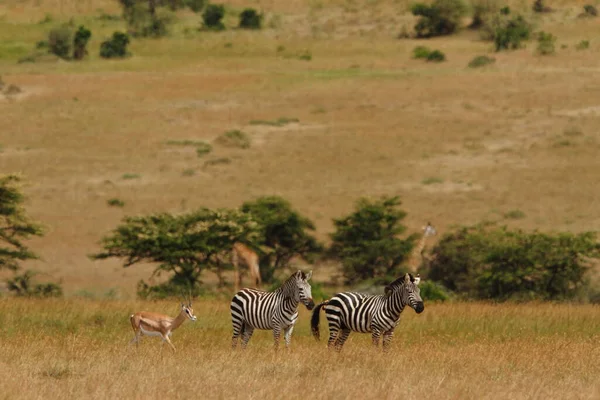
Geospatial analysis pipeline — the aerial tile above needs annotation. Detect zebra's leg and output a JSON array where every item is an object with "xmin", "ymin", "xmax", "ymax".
[
  {"xmin": 231, "ymin": 320, "xmax": 244, "ymax": 350},
  {"xmin": 326, "ymin": 317, "xmax": 341, "ymax": 349},
  {"xmin": 334, "ymin": 328, "xmax": 351, "ymax": 352},
  {"xmin": 372, "ymin": 328, "xmax": 382, "ymax": 348},
  {"xmin": 272, "ymin": 326, "xmax": 282, "ymax": 351},
  {"xmin": 382, "ymin": 330, "xmax": 394, "ymax": 352},
  {"xmin": 241, "ymin": 325, "xmax": 255, "ymax": 349},
  {"xmin": 283, "ymin": 325, "xmax": 294, "ymax": 349}
]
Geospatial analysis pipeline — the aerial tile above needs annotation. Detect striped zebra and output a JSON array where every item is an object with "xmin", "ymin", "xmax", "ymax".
[
  {"xmin": 230, "ymin": 270, "xmax": 315, "ymax": 350},
  {"xmin": 311, "ymin": 273, "xmax": 424, "ymax": 352}
]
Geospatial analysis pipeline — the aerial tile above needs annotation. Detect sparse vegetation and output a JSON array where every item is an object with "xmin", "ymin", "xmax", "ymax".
[
  {"xmin": 422, "ymin": 177, "xmax": 444, "ymax": 184},
  {"xmin": 99, "ymin": 31, "xmax": 130, "ymax": 58},
  {"xmin": 486, "ymin": 10, "xmax": 532, "ymax": 51},
  {"xmin": 249, "ymin": 117, "xmax": 299, "ymax": 126},
  {"xmin": 196, "ymin": 142, "xmax": 213, "ymax": 157},
  {"xmin": 532, "ymin": 0, "xmax": 552, "ymax": 13},
  {"xmin": 203, "ymin": 157, "xmax": 231, "ymax": 167},
  {"xmin": 106, "ymin": 198, "xmax": 125, "ymax": 207},
  {"xmin": 411, "ymin": 0, "xmax": 468, "ymax": 38},
  {"xmin": 536, "ymin": 31, "xmax": 556, "ymax": 55},
  {"xmin": 47, "ymin": 25, "xmax": 72, "ymax": 59},
  {"xmin": 468, "ymin": 55, "xmax": 496, "ymax": 68},
  {"xmin": 239, "ymin": 8, "xmax": 262, "ymax": 29},
  {"xmin": 72, "ymin": 25, "xmax": 91, "ymax": 60},
  {"xmin": 503, "ymin": 209, "xmax": 526, "ymax": 219},
  {"xmin": 6, "ymin": 270, "xmax": 63, "ymax": 298},
  {"xmin": 580, "ymin": 4, "xmax": 598, "ymax": 17},
  {"xmin": 469, "ymin": 0, "xmax": 500, "ymax": 29},
  {"xmin": 215, "ymin": 130, "xmax": 251, "ymax": 149},
  {"xmin": 121, "ymin": 173, "xmax": 141, "ymax": 180},
  {"xmin": 575, "ymin": 40, "xmax": 590, "ymax": 50}
]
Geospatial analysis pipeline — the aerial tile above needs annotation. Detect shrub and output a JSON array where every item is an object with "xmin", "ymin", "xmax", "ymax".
[
  {"xmin": 107, "ymin": 198, "xmax": 125, "ymax": 207},
  {"xmin": 6, "ymin": 270, "xmax": 63, "ymax": 298},
  {"xmin": 184, "ymin": 0, "xmax": 206, "ymax": 13},
  {"xmin": 48, "ymin": 25, "xmax": 72, "ymax": 59},
  {"xmin": 239, "ymin": 8, "xmax": 262, "ymax": 29},
  {"xmin": 202, "ymin": 4, "xmax": 225, "ymax": 30},
  {"xmin": 215, "ymin": 130, "xmax": 251, "ymax": 148},
  {"xmin": 575, "ymin": 40, "xmax": 590, "ymax": 50},
  {"xmin": 582, "ymin": 4, "xmax": 597, "ymax": 17},
  {"xmin": 72, "ymin": 25, "xmax": 92, "ymax": 60},
  {"xmin": 470, "ymin": 0, "xmax": 500, "ymax": 29},
  {"xmin": 328, "ymin": 196, "xmax": 413, "ymax": 284},
  {"xmin": 426, "ymin": 49, "xmax": 446, "ymax": 62},
  {"xmin": 119, "ymin": 0, "xmax": 199, "ymax": 37},
  {"xmin": 427, "ymin": 224, "xmax": 600, "ymax": 301},
  {"xmin": 532, "ymin": 0, "xmax": 551, "ymax": 13},
  {"xmin": 100, "ymin": 32, "xmax": 130, "ymax": 58},
  {"xmin": 196, "ymin": 142, "xmax": 212, "ymax": 157},
  {"xmin": 412, "ymin": 45, "xmax": 431, "ymax": 59},
  {"xmin": 411, "ymin": 0, "xmax": 468, "ymax": 38},
  {"xmin": 419, "ymin": 280, "xmax": 451, "ymax": 302},
  {"xmin": 489, "ymin": 12, "xmax": 532, "ymax": 51},
  {"xmin": 468, "ymin": 55, "xmax": 495, "ymax": 68},
  {"xmin": 536, "ymin": 31, "xmax": 556, "ymax": 55}
]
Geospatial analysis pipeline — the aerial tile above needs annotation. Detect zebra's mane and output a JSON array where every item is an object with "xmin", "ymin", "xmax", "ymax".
[{"xmin": 387, "ymin": 273, "xmax": 414, "ymax": 289}]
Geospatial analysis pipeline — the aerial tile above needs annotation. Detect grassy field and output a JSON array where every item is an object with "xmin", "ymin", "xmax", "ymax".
[{"xmin": 0, "ymin": 299, "xmax": 599, "ymax": 399}]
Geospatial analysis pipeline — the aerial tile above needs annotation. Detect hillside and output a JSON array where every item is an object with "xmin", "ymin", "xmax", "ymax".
[{"xmin": 1, "ymin": 0, "xmax": 599, "ymax": 296}]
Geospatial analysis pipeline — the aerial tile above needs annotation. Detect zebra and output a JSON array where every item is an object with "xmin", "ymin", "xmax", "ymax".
[
  {"xmin": 230, "ymin": 270, "xmax": 315, "ymax": 350},
  {"xmin": 311, "ymin": 273, "xmax": 424, "ymax": 352}
]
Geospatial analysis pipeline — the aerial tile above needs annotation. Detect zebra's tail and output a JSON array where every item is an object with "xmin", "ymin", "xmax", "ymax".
[{"xmin": 310, "ymin": 300, "xmax": 328, "ymax": 341}]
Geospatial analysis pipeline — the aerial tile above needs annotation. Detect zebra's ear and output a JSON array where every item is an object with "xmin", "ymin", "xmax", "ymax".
[
  {"xmin": 404, "ymin": 273, "xmax": 411, "ymax": 284},
  {"xmin": 305, "ymin": 270, "xmax": 312, "ymax": 281}
]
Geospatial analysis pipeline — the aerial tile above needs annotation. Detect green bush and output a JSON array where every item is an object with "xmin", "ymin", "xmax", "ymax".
[
  {"xmin": 6, "ymin": 270, "xmax": 63, "ymax": 298},
  {"xmin": 215, "ymin": 130, "xmax": 251, "ymax": 148},
  {"xmin": 107, "ymin": 198, "xmax": 125, "ymax": 207},
  {"xmin": 489, "ymin": 11, "xmax": 531, "ymax": 51},
  {"xmin": 48, "ymin": 25, "xmax": 72, "ymax": 59},
  {"xmin": 412, "ymin": 45, "xmax": 431, "ymax": 59},
  {"xmin": 426, "ymin": 49, "xmax": 446, "ymax": 62},
  {"xmin": 469, "ymin": 0, "xmax": 500, "ymax": 29},
  {"xmin": 468, "ymin": 55, "xmax": 495, "ymax": 68},
  {"xmin": 419, "ymin": 280, "xmax": 451, "ymax": 302},
  {"xmin": 72, "ymin": 25, "xmax": 92, "ymax": 60},
  {"xmin": 575, "ymin": 40, "xmax": 590, "ymax": 50},
  {"xmin": 411, "ymin": 0, "xmax": 468, "ymax": 38},
  {"xmin": 239, "ymin": 8, "xmax": 262, "ymax": 29},
  {"xmin": 202, "ymin": 3, "xmax": 226, "ymax": 30},
  {"xmin": 536, "ymin": 31, "xmax": 556, "ymax": 55},
  {"xmin": 427, "ymin": 224, "xmax": 600, "ymax": 301},
  {"xmin": 582, "ymin": 4, "xmax": 597, "ymax": 17},
  {"xmin": 184, "ymin": 0, "xmax": 206, "ymax": 13},
  {"xmin": 100, "ymin": 32, "xmax": 130, "ymax": 59},
  {"xmin": 328, "ymin": 196, "xmax": 413, "ymax": 284},
  {"xmin": 196, "ymin": 142, "xmax": 212, "ymax": 157}
]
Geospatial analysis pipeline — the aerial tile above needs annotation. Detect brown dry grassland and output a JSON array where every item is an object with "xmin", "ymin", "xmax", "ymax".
[
  {"xmin": 1, "ymin": 1, "xmax": 600, "ymax": 398},
  {"xmin": 1, "ymin": 299, "xmax": 599, "ymax": 400}
]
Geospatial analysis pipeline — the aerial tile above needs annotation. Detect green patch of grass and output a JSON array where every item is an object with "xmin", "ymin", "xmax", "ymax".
[
  {"xmin": 203, "ymin": 157, "xmax": 232, "ymax": 167},
  {"xmin": 196, "ymin": 142, "xmax": 213, "ymax": 157},
  {"xmin": 106, "ymin": 198, "xmax": 125, "ymax": 207},
  {"xmin": 554, "ymin": 139, "xmax": 573, "ymax": 147},
  {"xmin": 249, "ymin": 117, "xmax": 299, "ymax": 127},
  {"xmin": 215, "ymin": 130, "xmax": 251, "ymax": 149},
  {"xmin": 412, "ymin": 46, "xmax": 431, "ymax": 59},
  {"xmin": 422, "ymin": 177, "xmax": 444, "ymax": 185},
  {"xmin": 182, "ymin": 168, "xmax": 196, "ymax": 176},
  {"xmin": 468, "ymin": 55, "xmax": 495, "ymax": 68},
  {"xmin": 504, "ymin": 209, "xmax": 526, "ymax": 219},
  {"xmin": 121, "ymin": 173, "xmax": 141, "ymax": 180},
  {"xmin": 563, "ymin": 127, "xmax": 583, "ymax": 137},
  {"xmin": 575, "ymin": 40, "xmax": 590, "ymax": 50},
  {"xmin": 165, "ymin": 139, "xmax": 205, "ymax": 146}
]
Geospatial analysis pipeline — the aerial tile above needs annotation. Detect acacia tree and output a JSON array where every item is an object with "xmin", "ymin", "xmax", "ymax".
[
  {"xmin": 240, "ymin": 196, "xmax": 323, "ymax": 283},
  {"xmin": 91, "ymin": 208, "xmax": 258, "ymax": 298},
  {"xmin": 119, "ymin": 0, "xmax": 205, "ymax": 37},
  {"xmin": 0, "ymin": 175, "xmax": 62, "ymax": 297},
  {"xmin": 328, "ymin": 196, "xmax": 414, "ymax": 285}
]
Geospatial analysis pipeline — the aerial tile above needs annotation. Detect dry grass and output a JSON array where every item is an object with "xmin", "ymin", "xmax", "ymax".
[
  {"xmin": 0, "ymin": 0, "xmax": 599, "ymax": 296},
  {"xmin": 0, "ymin": 299, "xmax": 599, "ymax": 399}
]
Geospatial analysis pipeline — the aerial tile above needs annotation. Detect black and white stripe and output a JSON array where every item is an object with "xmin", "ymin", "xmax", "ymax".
[
  {"xmin": 311, "ymin": 273, "xmax": 424, "ymax": 351},
  {"xmin": 230, "ymin": 270, "xmax": 315, "ymax": 350}
]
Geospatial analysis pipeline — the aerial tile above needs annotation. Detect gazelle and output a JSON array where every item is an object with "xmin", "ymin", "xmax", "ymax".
[{"xmin": 129, "ymin": 300, "xmax": 197, "ymax": 352}]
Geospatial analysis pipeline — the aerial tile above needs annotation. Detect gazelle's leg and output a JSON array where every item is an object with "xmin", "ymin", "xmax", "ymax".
[
  {"xmin": 162, "ymin": 334, "xmax": 176, "ymax": 352},
  {"xmin": 241, "ymin": 325, "xmax": 255, "ymax": 349}
]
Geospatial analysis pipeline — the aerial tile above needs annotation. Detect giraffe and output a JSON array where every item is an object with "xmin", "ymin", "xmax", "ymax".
[
  {"xmin": 406, "ymin": 222, "xmax": 437, "ymax": 273},
  {"xmin": 232, "ymin": 242, "xmax": 262, "ymax": 293}
]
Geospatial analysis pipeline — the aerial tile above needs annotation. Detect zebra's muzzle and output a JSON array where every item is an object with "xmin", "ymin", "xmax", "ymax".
[
  {"xmin": 414, "ymin": 302, "xmax": 424, "ymax": 314},
  {"xmin": 304, "ymin": 299, "xmax": 315, "ymax": 310}
]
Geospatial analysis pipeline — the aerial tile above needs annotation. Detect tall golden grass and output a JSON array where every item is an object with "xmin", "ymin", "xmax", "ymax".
[{"xmin": 1, "ymin": 299, "xmax": 599, "ymax": 399}]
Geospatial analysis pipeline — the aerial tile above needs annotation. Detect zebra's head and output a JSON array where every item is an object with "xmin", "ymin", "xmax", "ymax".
[
  {"xmin": 293, "ymin": 270, "xmax": 315, "ymax": 310},
  {"xmin": 385, "ymin": 273, "xmax": 424, "ymax": 314}
]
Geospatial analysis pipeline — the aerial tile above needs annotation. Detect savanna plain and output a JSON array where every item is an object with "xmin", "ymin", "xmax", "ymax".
[{"xmin": 1, "ymin": 0, "xmax": 600, "ymax": 398}]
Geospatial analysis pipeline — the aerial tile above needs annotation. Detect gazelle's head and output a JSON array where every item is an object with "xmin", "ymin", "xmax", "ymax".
[
  {"xmin": 180, "ymin": 302, "xmax": 197, "ymax": 322},
  {"xmin": 294, "ymin": 270, "xmax": 315, "ymax": 310},
  {"xmin": 385, "ymin": 273, "xmax": 424, "ymax": 314},
  {"xmin": 422, "ymin": 222, "xmax": 437, "ymax": 238}
]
